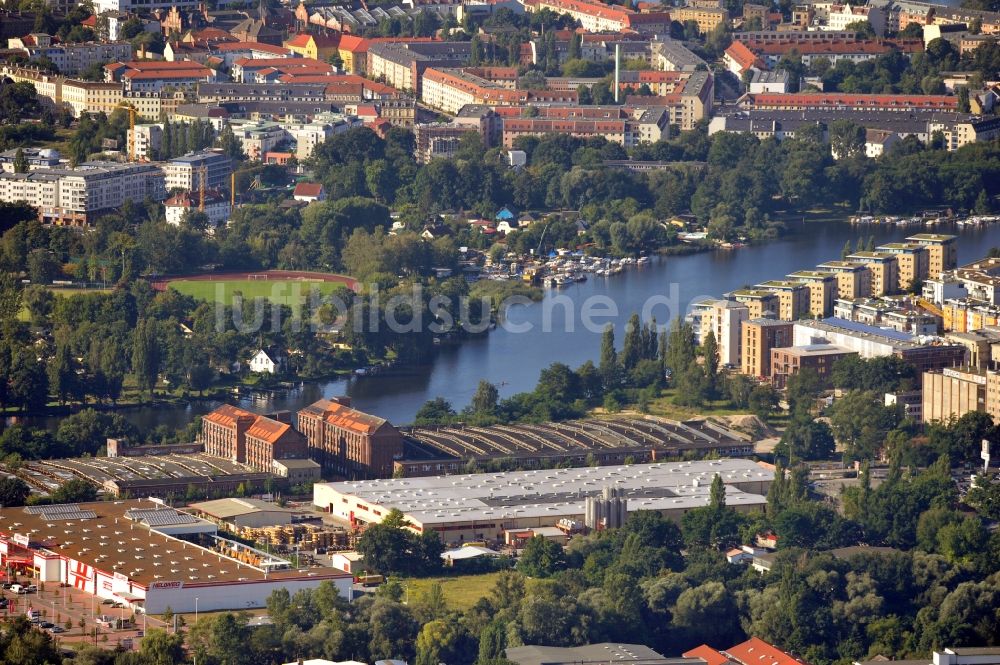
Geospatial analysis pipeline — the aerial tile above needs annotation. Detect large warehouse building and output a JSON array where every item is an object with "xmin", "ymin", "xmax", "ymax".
[
  {"xmin": 0, "ymin": 499, "xmax": 351, "ymax": 613},
  {"xmin": 314, "ymin": 459, "xmax": 773, "ymax": 544}
]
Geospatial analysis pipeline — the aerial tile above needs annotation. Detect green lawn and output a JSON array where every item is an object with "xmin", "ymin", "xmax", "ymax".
[
  {"xmin": 168, "ymin": 279, "xmax": 349, "ymax": 307},
  {"xmin": 402, "ymin": 571, "xmax": 509, "ymax": 611}
]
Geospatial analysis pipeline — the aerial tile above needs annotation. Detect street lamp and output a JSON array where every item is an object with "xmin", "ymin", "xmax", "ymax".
[{"xmin": 195, "ymin": 597, "xmax": 199, "ymax": 623}]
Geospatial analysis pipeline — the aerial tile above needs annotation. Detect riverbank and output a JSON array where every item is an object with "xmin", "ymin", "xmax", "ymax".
[{"xmin": 17, "ymin": 218, "xmax": 1000, "ymax": 432}]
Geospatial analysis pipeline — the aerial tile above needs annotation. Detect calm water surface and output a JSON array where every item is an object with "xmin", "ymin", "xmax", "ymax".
[{"xmin": 26, "ymin": 220, "xmax": 1000, "ymax": 431}]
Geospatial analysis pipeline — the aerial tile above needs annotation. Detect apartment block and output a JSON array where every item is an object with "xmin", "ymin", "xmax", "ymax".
[
  {"xmin": 164, "ymin": 150, "xmax": 233, "ymax": 192},
  {"xmin": 787, "ymin": 270, "xmax": 837, "ymax": 318},
  {"xmin": 741, "ymin": 318, "xmax": 794, "ymax": 378},
  {"xmin": 500, "ymin": 106, "xmax": 669, "ymax": 149},
  {"xmin": 906, "ymin": 233, "xmax": 958, "ymax": 276},
  {"xmin": 10, "ymin": 35, "xmax": 133, "ymax": 76},
  {"xmin": 920, "ymin": 366, "xmax": 998, "ymax": 423},
  {"xmin": 128, "ymin": 124, "xmax": 163, "ymax": 160},
  {"xmin": 60, "ymin": 79, "xmax": 124, "ymax": 118},
  {"xmin": 817, "ymin": 260, "xmax": 872, "ymax": 299},
  {"xmin": 671, "ymin": 6, "xmax": 730, "ymax": 32},
  {"xmin": 877, "ymin": 242, "xmax": 929, "ymax": 291},
  {"xmin": 693, "ymin": 299, "xmax": 750, "ymax": 368},
  {"xmin": 525, "ymin": 0, "xmax": 671, "ymax": 33},
  {"xmin": 848, "ymin": 252, "xmax": 899, "ymax": 295},
  {"xmin": 770, "ymin": 344, "xmax": 855, "ymax": 389},
  {"xmin": 755, "ymin": 280, "xmax": 811, "ymax": 321},
  {"xmin": 732, "ymin": 289, "xmax": 781, "ymax": 319},
  {"xmin": 0, "ymin": 161, "xmax": 166, "ymax": 226}
]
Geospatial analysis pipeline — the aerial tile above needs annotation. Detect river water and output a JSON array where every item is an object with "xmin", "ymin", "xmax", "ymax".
[{"xmin": 27, "ymin": 220, "xmax": 1000, "ymax": 431}]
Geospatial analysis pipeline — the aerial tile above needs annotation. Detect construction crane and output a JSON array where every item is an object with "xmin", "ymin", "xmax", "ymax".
[
  {"xmin": 198, "ymin": 165, "xmax": 208, "ymax": 212},
  {"xmin": 115, "ymin": 102, "xmax": 138, "ymax": 162},
  {"xmin": 231, "ymin": 172, "xmax": 236, "ymax": 208}
]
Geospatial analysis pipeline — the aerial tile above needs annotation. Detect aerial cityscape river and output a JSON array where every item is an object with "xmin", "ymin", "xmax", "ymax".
[{"xmin": 30, "ymin": 219, "xmax": 1000, "ymax": 432}]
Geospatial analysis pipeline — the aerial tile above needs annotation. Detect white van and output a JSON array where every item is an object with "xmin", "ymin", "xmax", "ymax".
[{"xmin": 9, "ymin": 584, "xmax": 26, "ymax": 594}]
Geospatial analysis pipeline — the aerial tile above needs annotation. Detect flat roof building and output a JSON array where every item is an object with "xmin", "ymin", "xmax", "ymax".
[
  {"xmin": 0, "ymin": 499, "xmax": 351, "ymax": 614},
  {"xmin": 741, "ymin": 318, "xmax": 794, "ymax": 378},
  {"xmin": 770, "ymin": 344, "xmax": 856, "ymax": 389},
  {"xmin": 314, "ymin": 459, "xmax": 772, "ymax": 544}
]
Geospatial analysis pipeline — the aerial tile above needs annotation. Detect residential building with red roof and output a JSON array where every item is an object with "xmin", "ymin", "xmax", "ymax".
[
  {"xmin": 200, "ymin": 405, "xmax": 308, "ymax": 473},
  {"xmin": 523, "ymin": 0, "xmax": 670, "ymax": 33},
  {"xmin": 724, "ymin": 41, "xmax": 765, "ymax": 75},
  {"xmin": 421, "ymin": 67, "xmax": 576, "ymax": 114},
  {"xmin": 742, "ymin": 92, "xmax": 959, "ymax": 112},
  {"xmin": 730, "ymin": 37, "xmax": 923, "ymax": 70},
  {"xmin": 298, "ymin": 397, "xmax": 405, "ymax": 477},
  {"xmin": 284, "ymin": 32, "xmax": 341, "ymax": 61},
  {"xmin": 232, "ymin": 57, "xmax": 334, "ymax": 83},
  {"xmin": 293, "ymin": 182, "xmax": 325, "ymax": 202}
]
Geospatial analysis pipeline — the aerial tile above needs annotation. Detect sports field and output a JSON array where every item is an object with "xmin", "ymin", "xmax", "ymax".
[{"xmin": 169, "ymin": 278, "xmax": 350, "ymax": 307}]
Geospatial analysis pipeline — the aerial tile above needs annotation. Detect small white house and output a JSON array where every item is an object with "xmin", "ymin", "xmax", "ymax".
[
  {"xmin": 248, "ymin": 348, "xmax": 283, "ymax": 374},
  {"xmin": 293, "ymin": 182, "xmax": 326, "ymax": 202}
]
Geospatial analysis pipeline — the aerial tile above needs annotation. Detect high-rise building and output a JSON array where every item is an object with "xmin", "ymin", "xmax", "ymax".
[{"xmin": 741, "ymin": 318, "xmax": 794, "ymax": 378}]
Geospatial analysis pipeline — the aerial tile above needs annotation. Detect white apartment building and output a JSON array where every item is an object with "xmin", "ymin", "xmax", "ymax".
[
  {"xmin": 229, "ymin": 120, "xmax": 288, "ymax": 161},
  {"xmin": 164, "ymin": 150, "xmax": 233, "ymax": 192},
  {"xmin": 691, "ymin": 298, "xmax": 750, "ymax": 367},
  {"xmin": 0, "ymin": 161, "xmax": 166, "ymax": 225},
  {"xmin": 285, "ymin": 113, "xmax": 362, "ymax": 160},
  {"xmin": 165, "ymin": 190, "xmax": 231, "ymax": 228},
  {"xmin": 9, "ymin": 35, "xmax": 132, "ymax": 76},
  {"xmin": 93, "ymin": 0, "xmax": 200, "ymax": 14},
  {"xmin": 128, "ymin": 124, "xmax": 163, "ymax": 160}
]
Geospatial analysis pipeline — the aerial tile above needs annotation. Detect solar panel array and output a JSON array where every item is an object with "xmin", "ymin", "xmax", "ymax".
[
  {"xmin": 23, "ymin": 504, "xmax": 97, "ymax": 520},
  {"xmin": 125, "ymin": 508, "xmax": 199, "ymax": 527}
]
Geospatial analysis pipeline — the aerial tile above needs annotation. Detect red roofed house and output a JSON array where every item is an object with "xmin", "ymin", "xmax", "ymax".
[
  {"xmin": 685, "ymin": 638, "xmax": 810, "ymax": 665},
  {"xmin": 200, "ymin": 404, "xmax": 308, "ymax": 472},
  {"xmin": 724, "ymin": 41, "xmax": 764, "ymax": 75},
  {"xmin": 337, "ymin": 34, "xmax": 371, "ymax": 75},
  {"xmin": 293, "ymin": 182, "xmax": 326, "ymax": 202},
  {"xmin": 298, "ymin": 397, "xmax": 405, "ymax": 477},
  {"xmin": 284, "ymin": 32, "xmax": 341, "ymax": 61}
]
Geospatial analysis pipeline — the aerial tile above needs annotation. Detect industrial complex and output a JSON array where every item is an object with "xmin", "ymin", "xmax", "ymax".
[
  {"xmin": 397, "ymin": 416, "xmax": 758, "ymax": 477},
  {"xmin": 0, "ymin": 499, "xmax": 352, "ymax": 613},
  {"xmin": 313, "ymin": 459, "xmax": 773, "ymax": 544}
]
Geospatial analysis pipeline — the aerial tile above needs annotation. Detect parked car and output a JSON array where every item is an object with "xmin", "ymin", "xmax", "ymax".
[
  {"xmin": 40, "ymin": 622, "xmax": 54, "ymax": 629},
  {"xmin": 10, "ymin": 584, "xmax": 27, "ymax": 594},
  {"xmin": 47, "ymin": 626, "xmax": 65, "ymax": 634},
  {"xmin": 25, "ymin": 584, "xmax": 37, "ymax": 593},
  {"xmin": 101, "ymin": 599, "xmax": 115, "ymax": 605}
]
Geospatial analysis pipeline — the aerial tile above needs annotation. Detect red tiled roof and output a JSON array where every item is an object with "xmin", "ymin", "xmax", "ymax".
[
  {"xmin": 285, "ymin": 33, "xmax": 313, "ymax": 48},
  {"xmin": 337, "ymin": 34, "xmax": 370, "ymax": 53},
  {"xmin": 724, "ymin": 638, "xmax": 809, "ymax": 665},
  {"xmin": 293, "ymin": 182, "xmax": 324, "ymax": 197},
  {"xmin": 747, "ymin": 92, "xmax": 958, "ymax": 109},
  {"xmin": 300, "ymin": 398, "xmax": 389, "ymax": 435},
  {"xmin": 246, "ymin": 417, "xmax": 293, "ymax": 445},
  {"xmin": 214, "ymin": 41, "xmax": 292, "ymax": 55},
  {"xmin": 203, "ymin": 404, "xmax": 256, "ymax": 428},
  {"xmin": 684, "ymin": 646, "xmax": 731, "ymax": 665},
  {"xmin": 726, "ymin": 41, "xmax": 763, "ymax": 70}
]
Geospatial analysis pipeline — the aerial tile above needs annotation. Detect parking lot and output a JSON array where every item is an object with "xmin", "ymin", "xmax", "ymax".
[{"xmin": 0, "ymin": 580, "xmax": 168, "ymax": 649}]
